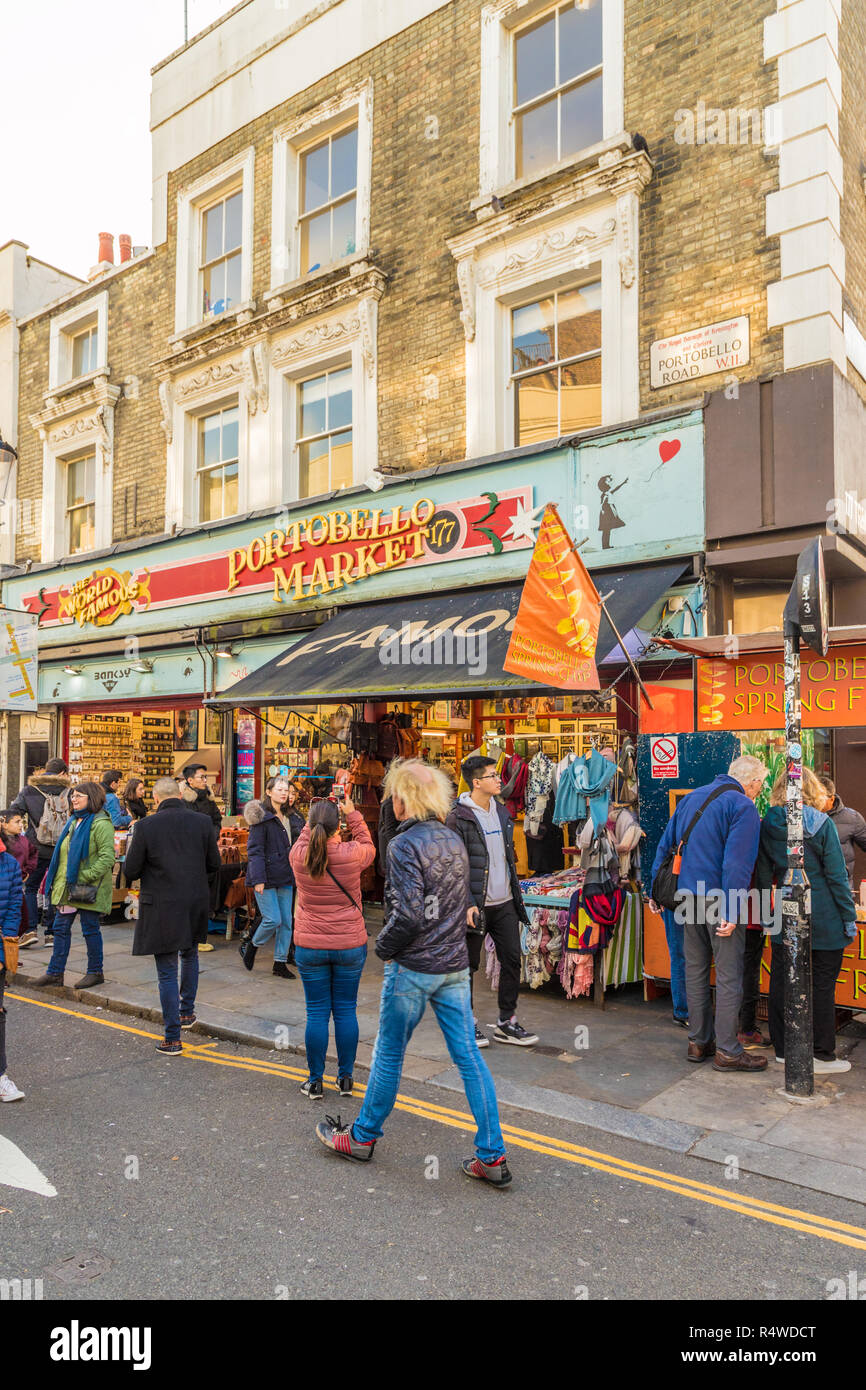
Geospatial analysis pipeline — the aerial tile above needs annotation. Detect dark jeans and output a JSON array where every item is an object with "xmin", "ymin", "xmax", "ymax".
[
  {"xmin": 467, "ymin": 899, "xmax": 522, "ymax": 1021},
  {"xmin": 739, "ymin": 928, "xmax": 766, "ymax": 1034},
  {"xmin": 46, "ymin": 908, "xmax": 104, "ymax": 976},
  {"xmin": 769, "ymin": 941, "xmax": 844, "ymax": 1061},
  {"xmin": 0, "ymin": 966, "xmax": 7, "ymax": 1075},
  {"xmin": 295, "ymin": 944, "xmax": 367, "ymax": 1083},
  {"xmin": 154, "ymin": 947, "xmax": 200, "ymax": 1043},
  {"xmin": 24, "ymin": 860, "xmax": 48, "ymax": 935}
]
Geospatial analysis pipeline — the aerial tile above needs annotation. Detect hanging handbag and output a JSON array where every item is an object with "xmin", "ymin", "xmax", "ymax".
[
  {"xmin": 68, "ymin": 882, "xmax": 98, "ymax": 904},
  {"xmin": 651, "ymin": 785, "xmax": 738, "ymax": 911}
]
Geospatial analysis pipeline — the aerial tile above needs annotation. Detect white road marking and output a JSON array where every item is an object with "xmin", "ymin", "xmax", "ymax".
[{"xmin": 0, "ymin": 1135, "xmax": 56, "ymax": 1197}]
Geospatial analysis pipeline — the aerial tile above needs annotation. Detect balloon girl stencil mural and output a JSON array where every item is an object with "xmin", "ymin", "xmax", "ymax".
[{"xmin": 579, "ymin": 421, "xmax": 703, "ymax": 563}]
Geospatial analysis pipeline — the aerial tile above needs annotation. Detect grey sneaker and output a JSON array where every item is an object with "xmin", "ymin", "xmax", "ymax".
[
  {"xmin": 492, "ymin": 1016, "xmax": 538, "ymax": 1046},
  {"xmin": 474, "ymin": 1022, "xmax": 490, "ymax": 1048},
  {"xmin": 316, "ymin": 1114, "xmax": 375, "ymax": 1161},
  {"xmin": 300, "ymin": 1079, "xmax": 324, "ymax": 1100},
  {"xmin": 462, "ymin": 1155, "xmax": 513, "ymax": 1187}
]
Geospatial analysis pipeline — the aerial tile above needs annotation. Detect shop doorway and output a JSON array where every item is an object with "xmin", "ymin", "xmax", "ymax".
[{"xmin": 21, "ymin": 740, "xmax": 49, "ymax": 786}]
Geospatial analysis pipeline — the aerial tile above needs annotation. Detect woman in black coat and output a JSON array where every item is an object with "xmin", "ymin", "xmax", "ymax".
[{"xmin": 239, "ymin": 778, "xmax": 304, "ymax": 979}]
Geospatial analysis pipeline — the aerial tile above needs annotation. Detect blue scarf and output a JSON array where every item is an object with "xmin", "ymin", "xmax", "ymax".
[{"xmin": 43, "ymin": 809, "xmax": 96, "ymax": 899}]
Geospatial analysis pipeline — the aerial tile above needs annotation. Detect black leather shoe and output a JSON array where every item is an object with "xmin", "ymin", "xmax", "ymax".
[
  {"xmin": 239, "ymin": 941, "xmax": 257, "ymax": 971},
  {"xmin": 272, "ymin": 962, "xmax": 295, "ymax": 979}
]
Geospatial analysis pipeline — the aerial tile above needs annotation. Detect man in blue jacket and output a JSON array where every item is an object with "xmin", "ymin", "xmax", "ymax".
[{"xmin": 651, "ymin": 755, "xmax": 769, "ymax": 1072}]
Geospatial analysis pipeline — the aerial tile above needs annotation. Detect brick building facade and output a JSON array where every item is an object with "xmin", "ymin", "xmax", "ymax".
[{"xmin": 11, "ymin": 0, "xmax": 866, "ymax": 570}]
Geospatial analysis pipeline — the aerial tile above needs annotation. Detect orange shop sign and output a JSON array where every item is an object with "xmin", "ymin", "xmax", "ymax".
[
  {"xmin": 56, "ymin": 567, "xmax": 152, "ymax": 628},
  {"xmin": 696, "ymin": 644, "xmax": 866, "ymax": 730}
]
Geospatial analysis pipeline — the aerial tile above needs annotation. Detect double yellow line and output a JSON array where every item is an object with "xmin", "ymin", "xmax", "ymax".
[{"xmin": 11, "ymin": 989, "xmax": 866, "ymax": 1252}]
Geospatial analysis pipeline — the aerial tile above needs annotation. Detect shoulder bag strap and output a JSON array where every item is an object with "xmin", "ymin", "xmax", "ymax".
[
  {"xmin": 677, "ymin": 784, "xmax": 740, "ymax": 855},
  {"xmin": 326, "ymin": 865, "xmax": 362, "ymax": 915}
]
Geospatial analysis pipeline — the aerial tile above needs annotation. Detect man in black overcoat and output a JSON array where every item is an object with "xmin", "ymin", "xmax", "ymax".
[{"xmin": 125, "ymin": 777, "xmax": 220, "ymax": 1054}]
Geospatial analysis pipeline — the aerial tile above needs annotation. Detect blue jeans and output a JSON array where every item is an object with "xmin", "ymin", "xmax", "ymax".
[
  {"xmin": 353, "ymin": 962, "xmax": 506, "ymax": 1164},
  {"xmin": 24, "ymin": 862, "xmax": 46, "ymax": 935},
  {"xmin": 252, "ymin": 885, "xmax": 294, "ymax": 963},
  {"xmin": 154, "ymin": 947, "xmax": 200, "ymax": 1043},
  {"xmin": 663, "ymin": 908, "xmax": 688, "ymax": 1020},
  {"xmin": 295, "ymin": 944, "xmax": 367, "ymax": 1083},
  {"xmin": 47, "ymin": 908, "xmax": 104, "ymax": 976}
]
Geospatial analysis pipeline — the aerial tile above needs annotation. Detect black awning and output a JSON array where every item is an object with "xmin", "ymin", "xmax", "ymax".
[{"xmin": 210, "ymin": 562, "xmax": 689, "ymax": 707}]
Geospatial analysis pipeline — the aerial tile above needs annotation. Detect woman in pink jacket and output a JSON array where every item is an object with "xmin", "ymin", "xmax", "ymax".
[{"xmin": 289, "ymin": 798, "xmax": 375, "ymax": 1100}]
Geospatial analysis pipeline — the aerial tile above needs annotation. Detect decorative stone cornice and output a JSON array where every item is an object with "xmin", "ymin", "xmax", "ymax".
[
  {"xmin": 30, "ymin": 374, "xmax": 122, "ymax": 446},
  {"xmin": 449, "ymin": 147, "xmax": 653, "ymax": 266},
  {"xmin": 271, "ymin": 315, "xmax": 360, "ymax": 368},
  {"xmin": 174, "ymin": 358, "xmax": 243, "ymax": 407},
  {"xmin": 154, "ymin": 264, "xmax": 387, "ymax": 379}
]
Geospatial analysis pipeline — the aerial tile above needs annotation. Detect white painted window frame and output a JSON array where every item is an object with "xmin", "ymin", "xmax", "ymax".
[
  {"xmin": 462, "ymin": 198, "xmax": 638, "ymax": 457},
  {"xmin": 479, "ymin": 0, "xmax": 624, "ymax": 199},
  {"xmin": 41, "ymin": 422, "xmax": 113, "ymax": 562},
  {"xmin": 270, "ymin": 296, "xmax": 379, "ymax": 503},
  {"xmin": 48, "ymin": 291, "xmax": 108, "ymax": 390},
  {"xmin": 174, "ymin": 147, "xmax": 255, "ymax": 334},
  {"xmin": 166, "ymin": 383, "xmax": 249, "ymax": 532},
  {"xmin": 270, "ymin": 80, "xmax": 373, "ymax": 292}
]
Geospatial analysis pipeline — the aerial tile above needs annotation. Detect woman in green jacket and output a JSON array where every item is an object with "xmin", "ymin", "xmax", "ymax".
[
  {"xmin": 34, "ymin": 781, "xmax": 116, "ymax": 990},
  {"xmin": 756, "ymin": 766, "xmax": 857, "ymax": 1074}
]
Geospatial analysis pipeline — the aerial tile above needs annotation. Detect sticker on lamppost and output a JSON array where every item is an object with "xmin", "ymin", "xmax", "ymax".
[
  {"xmin": 0, "ymin": 611, "xmax": 37, "ymax": 712},
  {"xmin": 650, "ymin": 736, "xmax": 679, "ymax": 779},
  {"xmin": 650, "ymin": 315, "xmax": 750, "ymax": 387}
]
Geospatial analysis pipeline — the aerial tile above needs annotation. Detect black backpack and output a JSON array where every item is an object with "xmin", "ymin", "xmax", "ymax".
[{"xmin": 651, "ymin": 784, "xmax": 738, "ymax": 911}]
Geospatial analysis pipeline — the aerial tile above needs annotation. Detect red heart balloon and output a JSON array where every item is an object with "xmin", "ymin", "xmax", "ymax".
[{"xmin": 659, "ymin": 439, "xmax": 681, "ymax": 464}]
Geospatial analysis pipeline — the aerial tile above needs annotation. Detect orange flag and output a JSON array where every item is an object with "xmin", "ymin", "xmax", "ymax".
[{"xmin": 503, "ymin": 503, "xmax": 601, "ymax": 690}]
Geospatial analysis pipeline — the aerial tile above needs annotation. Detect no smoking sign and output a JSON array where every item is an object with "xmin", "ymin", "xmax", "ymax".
[{"xmin": 650, "ymin": 736, "xmax": 679, "ymax": 779}]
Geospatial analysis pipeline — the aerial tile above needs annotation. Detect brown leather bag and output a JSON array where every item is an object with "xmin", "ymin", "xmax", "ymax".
[{"xmin": 3, "ymin": 936, "xmax": 19, "ymax": 975}]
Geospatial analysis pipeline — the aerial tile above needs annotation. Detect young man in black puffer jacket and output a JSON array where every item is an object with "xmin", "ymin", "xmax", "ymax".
[
  {"xmin": 316, "ymin": 758, "xmax": 511, "ymax": 1187},
  {"xmin": 446, "ymin": 754, "xmax": 537, "ymax": 1048}
]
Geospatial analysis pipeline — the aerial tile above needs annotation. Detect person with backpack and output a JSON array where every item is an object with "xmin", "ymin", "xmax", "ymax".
[
  {"xmin": 239, "ymin": 777, "xmax": 304, "ymax": 979},
  {"xmin": 289, "ymin": 796, "xmax": 375, "ymax": 1099},
  {"xmin": 32, "ymin": 781, "xmax": 116, "ymax": 991},
  {"xmin": 650, "ymin": 755, "xmax": 769, "ymax": 1073},
  {"xmin": 10, "ymin": 758, "xmax": 70, "ymax": 942}
]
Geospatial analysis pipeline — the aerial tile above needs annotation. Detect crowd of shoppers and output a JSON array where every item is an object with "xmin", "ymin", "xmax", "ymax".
[
  {"xmin": 3, "ymin": 738, "xmax": 862, "ymax": 1190},
  {"xmin": 652, "ymin": 755, "xmax": 858, "ymax": 1076}
]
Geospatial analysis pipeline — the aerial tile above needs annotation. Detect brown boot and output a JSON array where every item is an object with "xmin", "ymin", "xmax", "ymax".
[
  {"xmin": 712, "ymin": 1048, "xmax": 768, "ymax": 1072},
  {"xmin": 687, "ymin": 1041, "xmax": 716, "ymax": 1062}
]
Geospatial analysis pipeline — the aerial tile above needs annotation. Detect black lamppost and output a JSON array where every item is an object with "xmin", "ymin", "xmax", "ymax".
[{"xmin": 780, "ymin": 537, "xmax": 829, "ymax": 1098}]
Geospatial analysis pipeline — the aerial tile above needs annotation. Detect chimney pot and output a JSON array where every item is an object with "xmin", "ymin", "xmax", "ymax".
[
  {"xmin": 98, "ymin": 232, "xmax": 114, "ymax": 265},
  {"xmin": 118, "ymin": 234, "xmax": 132, "ymax": 264}
]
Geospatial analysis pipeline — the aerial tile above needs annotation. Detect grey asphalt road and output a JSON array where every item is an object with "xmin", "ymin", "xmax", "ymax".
[{"xmin": 0, "ymin": 983, "xmax": 863, "ymax": 1305}]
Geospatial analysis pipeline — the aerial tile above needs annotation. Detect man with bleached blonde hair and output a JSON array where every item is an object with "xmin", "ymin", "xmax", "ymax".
[{"xmin": 317, "ymin": 758, "xmax": 512, "ymax": 1186}]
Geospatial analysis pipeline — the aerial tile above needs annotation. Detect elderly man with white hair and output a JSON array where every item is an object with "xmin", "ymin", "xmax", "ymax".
[{"xmin": 650, "ymin": 754, "xmax": 769, "ymax": 1073}]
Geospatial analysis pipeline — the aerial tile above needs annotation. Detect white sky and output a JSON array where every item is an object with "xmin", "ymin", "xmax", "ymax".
[{"xmin": 1, "ymin": 0, "xmax": 237, "ymax": 278}]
